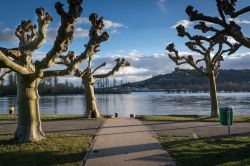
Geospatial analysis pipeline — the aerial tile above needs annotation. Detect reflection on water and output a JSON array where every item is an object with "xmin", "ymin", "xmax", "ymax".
[{"xmin": 0, "ymin": 92, "xmax": 250, "ymax": 116}]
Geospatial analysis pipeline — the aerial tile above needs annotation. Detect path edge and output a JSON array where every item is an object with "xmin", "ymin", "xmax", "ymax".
[
  {"xmin": 139, "ymin": 120, "xmax": 177, "ymax": 165},
  {"xmin": 81, "ymin": 118, "xmax": 106, "ymax": 166}
]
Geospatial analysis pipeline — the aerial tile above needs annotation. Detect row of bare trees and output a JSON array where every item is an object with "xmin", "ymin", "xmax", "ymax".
[
  {"xmin": 0, "ymin": 0, "xmax": 128, "ymax": 143},
  {"xmin": 167, "ymin": 0, "xmax": 250, "ymax": 117},
  {"xmin": 0, "ymin": 0, "xmax": 249, "ymax": 142}
]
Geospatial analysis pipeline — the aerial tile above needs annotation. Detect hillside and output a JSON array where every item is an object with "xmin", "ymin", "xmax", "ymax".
[{"xmin": 127, "ymin": 69, "xmax": 250, "ymax": 92}]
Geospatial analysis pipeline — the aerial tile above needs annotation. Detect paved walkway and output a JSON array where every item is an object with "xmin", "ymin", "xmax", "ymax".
[{"xmin": 83, "ymin": 118, "xmax": 175, "ymax": 166}]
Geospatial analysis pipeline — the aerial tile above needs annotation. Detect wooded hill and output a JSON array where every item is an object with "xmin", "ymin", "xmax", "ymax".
[{"xmin": 127, "ymin": 69, "xmax": 250, "ymax": 92}]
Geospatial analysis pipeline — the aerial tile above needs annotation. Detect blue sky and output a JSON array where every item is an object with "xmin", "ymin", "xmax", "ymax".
[{"xmin": 0, "ymin": 0, "xmax": 250, "ymax": 83}]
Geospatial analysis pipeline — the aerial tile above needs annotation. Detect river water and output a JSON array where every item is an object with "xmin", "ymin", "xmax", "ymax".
[{"xmin": 0, "ymin": 92, "xmax": 250, "ymax": 116}]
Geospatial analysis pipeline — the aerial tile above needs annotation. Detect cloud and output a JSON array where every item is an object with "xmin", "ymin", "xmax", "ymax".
[
  {"xmin": 90, "ymin": 50, "xmax": 175, "ymax": 82},
  {"xmin": 156, "ymin": 0, "xmax": 168, "ymax": 14},
  {"xmin": 103, "ymin": 20, "xmax": 124, "ymax": 30},
  {"xmin": 76, "ymin": 17, "xmax": 125, "ymax": 33},
  {"xmin": 76, "ymin": 17, "xmax": 90, "ymax": 25},
  {"xmin": 46, "ymin": 27, "xmax": 89, "ymax": 43},
  {"xmin": 40, "ymin": 50, "xmax": 250, "ymax": 85},
  {"xmin": 228, "ymin": 18, "xmax": 250, "ymax": 24},
  {"xmin": 227, "ymin": 36, "xmax": 237, "ymax": 44},
  {"xmin": 0, "ymin": 28, "xmax": 18, "ymax": 44},
  {"xmin": 74, "ymin": 28, "xmax": 89, "ymax": 38},
  {"xmin": 171, "ymin": 20, "xmax": 192, "ymax": 28},
  {"xmin": 222, "ymin": 52, "xmax": 250, "ymax": 69}
]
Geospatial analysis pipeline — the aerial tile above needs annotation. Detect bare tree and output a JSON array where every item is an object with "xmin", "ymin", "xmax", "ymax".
[
  {"xmin": 166, "ymin": 24, "xmax": 239, "ymax": 117},
  {"xmin": 58, "ymin": 53, "xmax": 129, "ymax": 118},
  {"xmin": 185, "ymin": 0, "xmax": 250, "ymax": 48},
  {"xmin": 0, "ymin": 0, "xmax": 109, "ymax": 142}
]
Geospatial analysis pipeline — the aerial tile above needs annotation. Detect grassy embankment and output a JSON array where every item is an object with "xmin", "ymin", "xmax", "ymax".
[
  {"xmin": 0, "ymin": 134, "xmax": 91, "ymax": 166},
  {"xmin": 137, "ymin": 115, "xmax": 250, "ymax": 165},
  {"xmin": 0, "ymin": 114, "xmax": 106, "ymax": 165},
  {"xmin": 159, "ymin": 136, "xmax": 250, "ymax": 166},
  {"xmin": 137, "ymin": 115, "xmax": 250, "ymax": 122}
]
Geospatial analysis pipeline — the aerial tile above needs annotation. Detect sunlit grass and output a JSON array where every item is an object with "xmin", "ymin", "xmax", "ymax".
[
  {"xmin": 137, "ymin": 115, "xmax": 250, "ymax": 122},
  {"xmin": 0, "ymin": 134, "xmax": 92, "ymax": 166},
  {"xmin": 159, "ymin": 136, "xmax": 250, "ymax": 166}
]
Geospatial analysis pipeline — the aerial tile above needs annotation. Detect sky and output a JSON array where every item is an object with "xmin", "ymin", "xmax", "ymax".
[{"xmin": 0, "ymin": 0, "xmax": 250, "ymax": 85}]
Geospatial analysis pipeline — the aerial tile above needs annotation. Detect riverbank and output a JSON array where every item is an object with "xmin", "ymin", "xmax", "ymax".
[
  {"xmin": 0, "ymin": 117, "xmax": 103, "ymax": 166},
  {"xmin": 140, "ymin": 115, "xmax": 250, "ymax": 165},
  {"xmin": 137, "ymin": 115, "xmax": 250, "ymax": 122},
  {"xmin": 159, "ymin": 136, "xmax": 250, "ymax": 166}
]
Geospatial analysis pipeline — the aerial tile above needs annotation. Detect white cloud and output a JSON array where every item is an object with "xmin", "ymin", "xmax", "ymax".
[
  {"xmin": 222, "ymin": 51, "xmax": 250, "ymax": 69},
  {"xmin": 74, "ymin": 28, "xmax": 89, "ymax": 38},
  {"xmin": 90, "ymin": 50, "xmax": 175, "ymax": 82},
  {"xmin": 103, "ymin": 20, "xmax": 124, "ymax": 30},
  {"xmin": 76, "ymin": 17, "xmax": 90, "ymax": 25},
  {"xmin": 0, "ymin": 28, "xmax": 18, "ymax": 44},
  {"xmin": 76, "ymin": 17, "xmax": 125, "ymax": 34},
  {"xmin": 46, "ymin": 27, "xmax": 89, "ymax": 43},
  {"xmin": 228, "ymin": 18, "xmax": 250, "ymax": 24},
  {"xmin": 37, "ymin": 50, "xmax": 250, "ymax": 85},
  {"xmin": 227, "ymin": 36, "xmax": 237, "ymax": 44},
  {"xmin": 156, "ymin": 0, "xmax": 168, "ymax": 14},
  {"xmin": 171, "ymin": 20, "xmax": 192, "ymax": 28}
]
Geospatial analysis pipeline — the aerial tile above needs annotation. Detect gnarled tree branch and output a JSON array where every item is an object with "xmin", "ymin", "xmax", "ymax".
[
  {"xmin": 93, "ymin": 58, "xmax": 129, "ymax": 79},
  {"xmin": 37, "ymin": 0, "xmax": 83, "ymax": 69}
]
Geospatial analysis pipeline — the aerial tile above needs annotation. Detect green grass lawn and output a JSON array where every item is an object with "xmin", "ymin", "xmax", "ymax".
[
  {"xmin": 0, "ymin": 114, "xmax": 105, "ymax": 121},
  {"xmin": 137, "ymin": 115, "xmax": 250, "ymax": 122},
  {"xmin": 0, "ymin": 134, "xmax": 92, "ymax": 166},
  {"xmin": 159, "ymin": 136, "xmax": 250, "ymax": 166}
]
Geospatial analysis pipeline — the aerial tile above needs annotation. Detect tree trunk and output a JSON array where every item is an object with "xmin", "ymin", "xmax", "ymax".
[
  {"xmin": 82, "ymin": 75, "xmax": 100, "ymax": 118},
  {"xmin": 208, "ymin": 72, "xmax": 219, "ymax": 117},
  {"xmin": 14, "ymin": 74, "xmax": 45, "ymax": 143}
]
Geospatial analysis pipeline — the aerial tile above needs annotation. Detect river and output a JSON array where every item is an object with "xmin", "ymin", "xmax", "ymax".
[{"xmin": 0, "ymin": 92, "xmax": 250, "ymax": 116}]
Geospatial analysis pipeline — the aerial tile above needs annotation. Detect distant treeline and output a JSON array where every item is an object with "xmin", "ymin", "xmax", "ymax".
[
  {"xmin": 127, "ymin": 69, "xmax": 250, "ymax": 92},
  {"xmin": 0, "ymin": 75, "xmax": 124, "ymax": 96},
  {"xmin": 0, "ymin": 76, "xmax": 83, "ymax": 96}
]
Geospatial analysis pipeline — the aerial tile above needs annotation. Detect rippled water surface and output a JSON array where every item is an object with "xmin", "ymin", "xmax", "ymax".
[{"xmin": 1, "ymin": 92, "xmax": 250, "ymax": 116}]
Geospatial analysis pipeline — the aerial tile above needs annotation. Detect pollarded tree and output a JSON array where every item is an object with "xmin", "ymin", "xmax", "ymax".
[
  {"xmin": 58, "ymin": 52, "xmax": 129, "ymax": 118},
  {"xmin": 0, "ymin": 0, "xmax": 109, "ymax": 142},
  {"xmin": 185, "ymin": 0, "xmax": 250, "ymax": 48},
  {"xmin": 166, "ymin": 24, "xmax": 240, "ymax": 117}
]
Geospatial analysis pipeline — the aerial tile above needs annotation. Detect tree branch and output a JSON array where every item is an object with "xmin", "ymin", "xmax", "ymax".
[
  {"xmin": 94, "ymin": 58, "xmax": 129, "ymax": 79},
  {"xmin": 17, "ymin": 8, "xmax": 52, "ymax": 51},
  {"xmin": 66, "ymin": 13, "xmax": 109, "ymax": 74},
  {"xmin": 166, "ymin": 43, "xmax": 208, "ymax": 76},
  {"xmin": 186, "ymin": 5, "xmax": 224, "ymax": 26},
  {"xmin": 0, "ymin": 51, "xmax": 30, "ymax": 74},
  {"xmin": 37, "ymin": 0, "xmax": 83, "ymax": 69},
  {"xmin": 0, "ymin": 47, "xmax": 21, "ymax": 59}
]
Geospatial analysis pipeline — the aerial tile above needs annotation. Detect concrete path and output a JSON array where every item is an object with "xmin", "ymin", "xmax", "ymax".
[{"xmin": 83, "ymin": 118, "xmax": 175, "ymax": 166}]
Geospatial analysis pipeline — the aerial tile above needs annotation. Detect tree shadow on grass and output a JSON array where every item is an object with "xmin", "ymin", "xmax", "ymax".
[
  {"xmin": 160, "ymin": 137, "xmax": 250, "ymax": 166},
  {"xmin": 0, "ymin": 151, "xmax": 85, "ymax": 166},
  {"xmin": 0, "ymin": 135, "xmax": 89, "ymax": 166}
]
